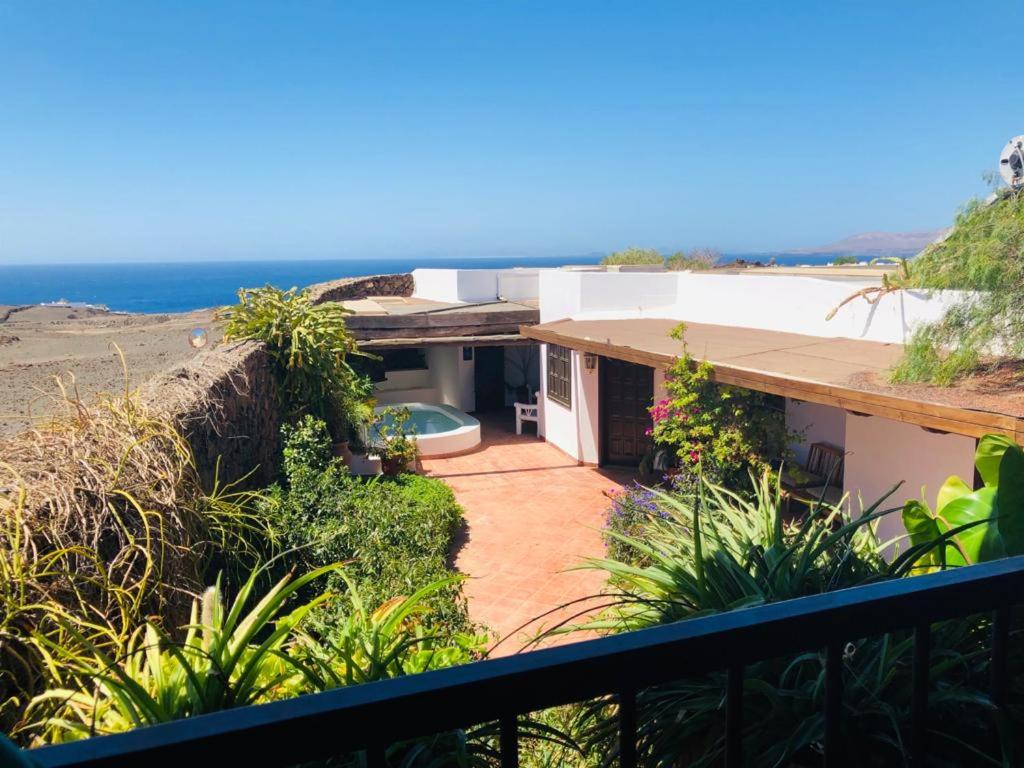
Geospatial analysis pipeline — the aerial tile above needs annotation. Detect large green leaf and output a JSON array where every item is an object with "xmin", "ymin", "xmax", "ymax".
[
  {"xmin": 975, "ymin": 434, "xmax": 1016, "ymax": 487},
  {"xmin": 995, "ymin": 444, "xmax": 1024, "ymax": 556},
  {"xmin": 901, "ymin": 499, "xmax": 943, "ymax": 571},
  {"xmin": 936, "ymin": 475, "xmax": 972, "ymax": 512},
  {"xmin": 935, "ymin": 486, "xmax": 1000, "ymax": 565}
]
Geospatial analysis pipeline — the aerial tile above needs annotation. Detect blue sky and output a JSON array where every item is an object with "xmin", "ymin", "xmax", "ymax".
[{"xmin": 1, "ymin": 2, "xmax": 1020, "ymax": 264}]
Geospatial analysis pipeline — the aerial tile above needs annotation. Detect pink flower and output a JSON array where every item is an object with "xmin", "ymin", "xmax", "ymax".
[
  {"xmin": 644, "ymin": 427, "xmax": 653, "ymax": 436},
  {"xmin": 689, "ymin": 450, "xmax": 700, "ymax": 463}
]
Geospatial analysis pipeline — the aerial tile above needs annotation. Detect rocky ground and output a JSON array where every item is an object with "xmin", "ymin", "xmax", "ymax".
[{"xmin": 0, "ymin": 305, "xmax": 222, "ymax": 437}]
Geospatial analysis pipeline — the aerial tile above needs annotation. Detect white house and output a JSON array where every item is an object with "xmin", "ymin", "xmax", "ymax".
[{"xmin": 520, "ymin": 267, "xmax": 1013, "ymax": 543}]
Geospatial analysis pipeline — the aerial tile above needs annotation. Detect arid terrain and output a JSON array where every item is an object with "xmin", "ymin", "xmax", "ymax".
[{"xmin": 0, "ymin": 305, "xmax": 222, "ymax": 437}]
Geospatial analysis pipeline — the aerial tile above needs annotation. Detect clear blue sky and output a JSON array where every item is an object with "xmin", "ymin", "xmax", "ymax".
[{"xmin": 1, "ymin": 2, "xmax": 1020, "ymax": 264}]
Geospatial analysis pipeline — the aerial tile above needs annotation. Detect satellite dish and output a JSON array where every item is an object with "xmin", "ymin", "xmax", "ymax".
[{"xmin": 999, "ymin": 136, "xmax": 1024, "ymax": 188}]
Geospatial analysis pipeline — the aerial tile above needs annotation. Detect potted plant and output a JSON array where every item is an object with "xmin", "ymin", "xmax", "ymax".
[
  {"xmin": 372, "ymin": 406, "xmax": 419, "ymax": 476},
  {"xmin": 504, "ymin": 347, "xmax": 536, "ymax": 404}
]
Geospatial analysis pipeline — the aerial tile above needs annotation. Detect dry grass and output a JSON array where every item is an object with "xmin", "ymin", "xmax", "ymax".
[{"xmin": 0, "ymin": 358, "xmax": 270, "ymax": 735}]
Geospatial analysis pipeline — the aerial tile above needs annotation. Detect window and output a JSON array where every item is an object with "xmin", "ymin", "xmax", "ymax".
[
  {"xmin": 546, "ymin": 344, "xmax": 572, "ymax": 407},
  {"xmin": 381, "ymin": 348, "xmax": 427, "ymax": 371},
  {"xmin": 351, "ymin": 347, "xmax": 427, "ymax": 383}
]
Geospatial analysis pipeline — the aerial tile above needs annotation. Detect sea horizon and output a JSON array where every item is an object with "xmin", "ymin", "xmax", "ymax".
[{"xmin": 1, "ymin": 252, "xmax": 855, "ymax": 314}]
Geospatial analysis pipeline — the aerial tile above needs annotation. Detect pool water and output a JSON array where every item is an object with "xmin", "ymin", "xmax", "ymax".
[{"xmin": 376, "ymin": 408, "xmax": 462, "ymax": 436}]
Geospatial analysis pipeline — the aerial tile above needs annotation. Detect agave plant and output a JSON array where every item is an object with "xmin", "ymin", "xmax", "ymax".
[
  {"xmin": 291, "ymin": 574, "xmax": 484, "ymax": 688},
  {"xmin": 26, "ymin": 564, "xmax": 340, "ymax": 742},
  {"xmin": 578, "ymin": 472, "xmax": 891, "ymax": 634},
  {"xmin": 562, "ymin": 472, "xmax": 1011, "ymax": 767}
]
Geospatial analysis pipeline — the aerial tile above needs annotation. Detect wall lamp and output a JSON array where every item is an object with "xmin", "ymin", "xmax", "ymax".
[{"xmin": 583, "ymin": 353, "xmax": 598, "ymax": 372}]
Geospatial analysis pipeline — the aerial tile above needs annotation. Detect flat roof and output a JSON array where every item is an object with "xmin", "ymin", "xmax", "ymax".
[
  {"xmin": 344, "ymin": 297, "xmax": 539, "ymax": 342},
  {"xmin": 523, "ymin": 317, "xmax": 1024, "ymax": 441},
  {"xmin": 342, "ymin": 296, "xmax": 538, "ymax": 316}
]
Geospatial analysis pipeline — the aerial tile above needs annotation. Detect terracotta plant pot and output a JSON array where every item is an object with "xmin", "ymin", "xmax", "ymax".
[
  {"xmin": 380, "ymin": 456, "xmax": 407, "ymax": 476},
  {"xmin": 332, "ymin": 441, "xmax": 354, "ymax": 465}
]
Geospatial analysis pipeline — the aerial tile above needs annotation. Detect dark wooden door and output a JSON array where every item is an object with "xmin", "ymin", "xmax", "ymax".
[
  {"xmin": 601, "ymin": 358, "xmax": 654, "ymax": 466},
  {"xmin": 473, "ymin": 346, "xmax": 506, "ymax": 412}
]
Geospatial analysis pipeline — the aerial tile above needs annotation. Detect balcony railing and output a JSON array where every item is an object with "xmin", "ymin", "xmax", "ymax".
[{"xmin": 26, "ymin": 556, "xmax": 1023, "ymax": 768}]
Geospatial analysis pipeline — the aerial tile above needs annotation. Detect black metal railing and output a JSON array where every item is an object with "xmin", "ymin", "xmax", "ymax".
[{"xmin": 26, "ymin": 556, "xmax": 1024, "ymax": 768}]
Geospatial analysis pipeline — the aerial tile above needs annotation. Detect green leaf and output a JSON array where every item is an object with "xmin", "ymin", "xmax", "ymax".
[
  {"xmin": 936, "ymin": 475, "xmax": 971, "ymax": 512},
  {"xmin": 935, "ymin": 486, "xmax": 1000, "ymax": 565},
  {"xmin": 901, "ymin": 499, "xmax": 941, "ymax": 571},
  {"xmin": 975, "ymin": 434, "xmax": 1016, "ymax": 487},
  {"xmin": 995, "ymin": 444, "xmax": 1024, "ymax": 556}
]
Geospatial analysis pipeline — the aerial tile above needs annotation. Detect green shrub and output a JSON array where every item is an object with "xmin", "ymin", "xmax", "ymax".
[
  {"xmin": 262, "ymin": 418, "xmax": 471, "ymax": 635},
  {"xmin": 600, "ymin": 246, "xmax": 664, "ymax": 266},
  {"xmin": 885, "ymin": 191, "xmax": 1024, "ymax": 384},
  {"xmin": 220, "ymin": 285, "xmax": 376, "ymax": 441},
  {"xmin": 26, "ymin": 566, "xmax": 481, "ymax": 746},
  {"xmin": 574, "ymin": 473, "xmax": 1016, "ymax": 766},
  {"xmin": 665, "ymin": 248, "xmax": 718, "ymax": 271},
  {"xmin": 831, "ymin": 254, "xmax": 859, "ymax": 265}
]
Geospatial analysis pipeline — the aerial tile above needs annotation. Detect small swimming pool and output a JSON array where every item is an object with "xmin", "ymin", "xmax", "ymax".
[{"xmin": 371, "ymin": 402, "xmax": 481, "ymax": 458}]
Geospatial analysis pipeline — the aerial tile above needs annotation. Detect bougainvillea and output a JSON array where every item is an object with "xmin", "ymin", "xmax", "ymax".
[{"xmin": 649, "ymin": 323, "xmax": 794, "ymax": 494}]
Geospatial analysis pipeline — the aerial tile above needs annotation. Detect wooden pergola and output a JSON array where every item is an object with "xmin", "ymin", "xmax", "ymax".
[{"xmin": 523, "ymin": 317, "xmax": 1024, "ymax": 442}]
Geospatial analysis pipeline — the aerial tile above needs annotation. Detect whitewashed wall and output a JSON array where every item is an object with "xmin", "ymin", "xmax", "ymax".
[
  {"xmin": 426, "ymin": 346, "xmax": 475, "ymax": 412},
  {"xmin": 373, "ymin": 366, "xmax": 440, "ymax": 405},
  {"xmin": 538, "ymin": 270, "xmax": 971, "ymax": 345},
  {"xmin": 843, "ymin": 414, "xmax": 976, "ymax": 547},
  {"xmin": 539, "ymin": 345, "xmax": 600, "ymax": 464},
  {"xmin": 497, "ymin": 270, "xmax": 540, "ymax": 301},
  {"xmin": 411, "ymin": 270, "xmax": 462, "ymax": 303},
  {"xmin": 538, "ymin": 271, "xmax": 584, "ymax": 322},
  {"xmin": 412, "ymin": 268, "xmax": 542, "ymax": 304},
  {"xmin": 785, "ymin": 399, "xmax": 848, "ymax": 467}
]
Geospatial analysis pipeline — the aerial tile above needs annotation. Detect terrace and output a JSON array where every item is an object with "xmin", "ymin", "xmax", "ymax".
[
  {"xmin": 10, "ymin": 259, "xmax": 1024, "ymax": 766},
  {"xmin": 421, "ymin": 412, "xmax": 632, "ymax": 651}
]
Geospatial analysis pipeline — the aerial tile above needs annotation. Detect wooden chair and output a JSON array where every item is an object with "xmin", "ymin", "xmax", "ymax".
[{"xmin": 782, "ymin": 442, "xmax": 846, "ymax": 510}]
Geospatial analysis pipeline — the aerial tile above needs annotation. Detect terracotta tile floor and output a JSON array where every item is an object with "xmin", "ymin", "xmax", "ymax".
[{"xmin": 420, "ymin": 411, "xmax": 634, "ymax": 655}]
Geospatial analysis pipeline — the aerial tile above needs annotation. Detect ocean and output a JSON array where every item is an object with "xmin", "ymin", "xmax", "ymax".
[{"xmin": 0, "ymin": 253, "xmax": 840, "ymax": 314}]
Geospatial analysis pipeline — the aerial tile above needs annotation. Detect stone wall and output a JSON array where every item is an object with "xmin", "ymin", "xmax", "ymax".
[
  {"xmin": 139, "ymin": 273, "xmax": 412, "ymax": 490},
  {"xmin": 307, "ymin": 273, "xmax": 413, "ymax": 304},
  {"xmin": 145, "ymin": 340, "xmax": 280, "ymax": 491}
]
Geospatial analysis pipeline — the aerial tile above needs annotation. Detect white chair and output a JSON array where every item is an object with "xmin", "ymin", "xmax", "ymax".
[{"xmin": 515, "ymin": 391, "xmax": 541, "ymax": 435}]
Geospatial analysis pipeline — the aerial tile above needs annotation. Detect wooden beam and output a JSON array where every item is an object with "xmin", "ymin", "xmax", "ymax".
[
  {"xmin": 352, "ymin": 324, "xmax": 528, "ymax": 340},
  {"xmin": 358, "ymin": 334, "xmax": 534, "ymax": 348},
  {"xmin": 347, "ymin": 309, "xmax": 539, "ymax": 331}
]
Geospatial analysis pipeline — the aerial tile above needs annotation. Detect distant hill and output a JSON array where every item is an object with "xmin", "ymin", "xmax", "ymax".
[{"xmin": 788, "ymin": 229, "xmax": 949, "ymax": 257}]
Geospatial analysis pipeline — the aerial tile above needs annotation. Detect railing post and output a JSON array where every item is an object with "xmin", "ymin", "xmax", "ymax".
[
  {"xmin": 911, "ymin": 623, "xmax": 931, "ymax": 767},
  {"xmin": 618, "ymin": 688, "xmax": 637, "ymax": 768},
  {"xmin": 824, "ymin": 641, "xmax": 844, "ymax": 768},
  {"xmin": 991, "ymin": 605, "xmax": 1011, "ymax": 711},
  {"xmin": 725, "ymin": 665, "xmax": 744, "ymax": 768},
  {"xmin": 499, "ymin": 714, "xmax": 519, "ymax": 768}
]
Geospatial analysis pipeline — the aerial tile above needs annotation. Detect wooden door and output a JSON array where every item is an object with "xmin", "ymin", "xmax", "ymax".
[{"xmin": 601, "ymin": 358, "xmax": 654, "ymax": 466}]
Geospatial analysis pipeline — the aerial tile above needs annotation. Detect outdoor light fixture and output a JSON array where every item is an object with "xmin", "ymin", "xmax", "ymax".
[{"xmin": 583, "ymin": 353, "xmax": 598, "ymax": 372}]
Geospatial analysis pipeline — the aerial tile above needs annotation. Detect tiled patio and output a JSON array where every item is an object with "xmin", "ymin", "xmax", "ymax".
[{"xmin": 420, "ymin": 412, "xmax": 633, "ymax": 655}]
